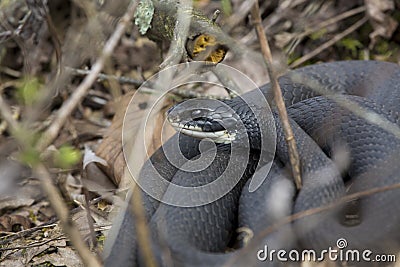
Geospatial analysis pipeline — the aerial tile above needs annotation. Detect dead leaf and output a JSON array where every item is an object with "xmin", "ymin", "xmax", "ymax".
[
  {"xmin": 96, "ymin": 91, "xmax": 175, "ymax": 186},
  {"xmin": 71, "ymin": 209, "xmax": 94, "ymax": 240},
  {"xmin": 81, "ymin": 145, "xmax": 116, "ymax": 198},
  {"xmin": 0, "ymin": 214, "xmax": 31, "ymax": 232},
  {"xmin": 0, "ymin": 198, "xmax": 35, "ymax": 214},
  {"xmin": 1, "ymin": 237, "xmax": 76, "ymax": 267},
  {"xmin": 365, "ymin": 0, "xmax": 398, "ymax": 48},
  {"xmin": 96, "ymin": 92, "xmax": 134, "ymax": 186},
  {"xmin": 31, "ymin": 246, "xmax": 83, "ymax": 267}
]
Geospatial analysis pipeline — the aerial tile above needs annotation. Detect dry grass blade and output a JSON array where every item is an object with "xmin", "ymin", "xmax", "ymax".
[
  {"xmin": 290, "ymin": 16, "xmax": 368, "ymax": 68},
  {"xmin": 286, "ymin": 5, "xmax": 366, "ymax": 54},
  {"xmin": 250, "ymin": 1, "xmax": 302, "ymax": 190}
]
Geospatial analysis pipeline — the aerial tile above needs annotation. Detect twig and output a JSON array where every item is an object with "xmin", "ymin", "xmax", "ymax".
[
  {"xmin": 251, "ymin": 2, "xmax": 302, "ymax": 190},
  {"xmin": 290, "ymin": 16, "xmax": 368, "ymax": 68},
  {"xmin": 0, "ymin": 221, "xmax": 58, "ymax": 246},
  {"xmin": 67, "ymin": 67, "xmax": 143, "ymax": 86},
  {"xmin": 212, "ymin": 67, "xmax": 241, "ymax": 98},
  {"xmin": 130, "ymin": 187, "xmax": 158, "ymax": 267},
  {"xmin": 34, "ymin": 164, "xmax": 102, "ymax": 267},
  {"xmin": 0, "ymin": 235, "xmax": 65, "ymax": 251},
  {"xmin": 36, "ymin": 0, "xmax": 139, "ymax": 151},
  {"xmin": 211, "ymin": 10, "xmax": 221, "ymax": 23},
  {"xmin": 286, "ymin": 5, "xmax": 366, "ymax": 54}
]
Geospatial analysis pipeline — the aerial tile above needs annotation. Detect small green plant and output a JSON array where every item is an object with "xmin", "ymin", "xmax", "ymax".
[
  {"xmin": 309, "ymin": 28, "xmax": 327, "ymax": 40},
  {"xmin": 17, "ymin": 77, "xmax": 42, "ymax": 106},
  {"xmin": 54, "ymin": 145, "xmax": 82, "ymax": 169},
  {"xmin": 337, "ymin": 37, "xmax": 363, "ymax": 58},
  {"xmin": 19, "ymin": 146, "xmax": 41, "ymax": 167},
  {"xmin": 373, "ymin": 40, "xmax": 394, "ymax": 60}
]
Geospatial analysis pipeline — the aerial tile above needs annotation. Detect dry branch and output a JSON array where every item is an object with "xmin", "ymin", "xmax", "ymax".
[
  {"xmin": 250, "ymin": 2, "xmax": 302, "ymax": 190},
  {"xmin": 130, "ymin": 188, "xmax": 158, "ymax": 267},
  {"xmin": 0, "ymin": 93, "xmax": 101, "ymax": 266},
  {"xmin": 144, "ymin": 0, "xmax": 262, "ymax": 64},
  {"xmin": 34, "ymin": 164, "xmax": 102, "ymax": 267}
]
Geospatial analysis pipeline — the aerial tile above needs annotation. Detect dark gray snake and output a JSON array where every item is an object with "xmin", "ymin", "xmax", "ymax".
[{"xmin": 103, "ymin": 61, "xmax": 400, "ymax": 266}]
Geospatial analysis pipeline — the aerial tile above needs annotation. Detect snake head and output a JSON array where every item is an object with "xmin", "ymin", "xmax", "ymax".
[
  {"xmin": 166, "ymin": 98, "xmax": 243, "ymax": 144},
  {"xmin": 166, "ymin": 97, "xmax": 268, "ymax": 148}
]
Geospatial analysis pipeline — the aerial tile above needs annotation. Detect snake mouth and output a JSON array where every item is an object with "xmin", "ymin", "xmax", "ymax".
[
  {"xmin": 166, "ymin": 99, "xmax": 241, "ymax": 144},
  {"xmin": 168, "ymin": 120, "xmax": 236, "ymax": 144}
]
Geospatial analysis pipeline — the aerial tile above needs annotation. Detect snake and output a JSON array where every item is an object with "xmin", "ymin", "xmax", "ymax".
[{"xmin": 103, "ymin": 61, "xmax": 400, "ymax": 266}]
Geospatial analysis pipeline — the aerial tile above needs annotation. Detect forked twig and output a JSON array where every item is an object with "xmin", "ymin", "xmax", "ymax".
[{"xmin": 250, "ymin": 2, "xmax": 302, "ymax": 190}]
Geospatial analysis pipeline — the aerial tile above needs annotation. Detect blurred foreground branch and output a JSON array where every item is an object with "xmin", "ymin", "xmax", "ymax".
[{"xmin": 251, "ymin": 2, "xmax": 302, "ymax": 190}]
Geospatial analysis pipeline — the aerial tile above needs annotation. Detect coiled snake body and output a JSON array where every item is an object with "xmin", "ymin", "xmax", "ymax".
[{"xmin": 104, "ymin": 61, "xmax": 400, "ymax": 266}]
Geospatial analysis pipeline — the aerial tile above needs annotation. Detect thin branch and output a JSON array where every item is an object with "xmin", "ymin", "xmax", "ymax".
[
  {"xmin": 34, "ymin": 164, "xmax": 102, "ymax": 267},
  {"xmin": 223, "ymin": 0, "xmax": 256, "ymax": 31},
  {"xmin": 286, "ymin": 5, "xmax": 366, "ymax": 54},
  {"xmin": 0, "ymin": 221, "xmax": 58, "ymax": 246},
  {"xmin": 290, "ymin": 16, "xmax": 368, "ymax": 68},
  {"xmin": 36, "ymin": 0, "xmax": 139, "ymax": 151},
  {"xmin": 67, "ymin": 67, "xmax": 143, "ymax": 86},
  {"xmin": 251, "ymin": 2, "xmax": 302, "ymax": 190},
  {"xmin": 130, "ymin": 186, "xmax": 158, "ymax": 267},
  {"xmin": 0, "ymin": 235, "xmax": 65, "ymax": 251},
  {"xmin": 296, "ymin": 6, "xmax": 366, "ymax": 42}
]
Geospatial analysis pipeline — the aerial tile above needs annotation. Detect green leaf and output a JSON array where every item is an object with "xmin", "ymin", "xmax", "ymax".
[
  {"xmin": 17, "ymin": 77, "xmax": 42, "ymax": 105},
  {"xmin": 19, "ymin": 147, "xmax": 41, "ymax": 167},
  {"xmin": 337, "ymin": 38, "xmax": 363, "ymax": 56},
  {"xmin": 54, "ymin": 145, "xmax": 82, "ymax": 169}
]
